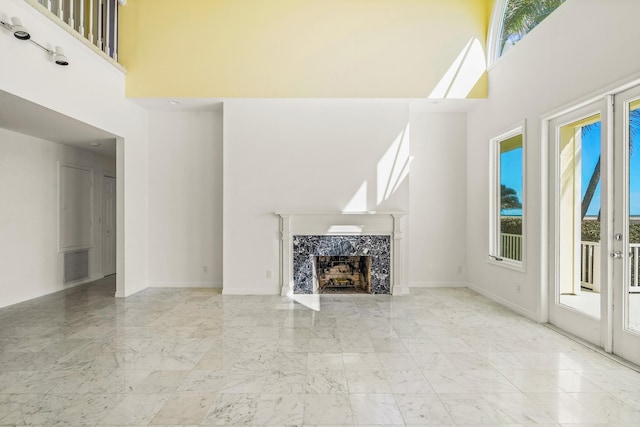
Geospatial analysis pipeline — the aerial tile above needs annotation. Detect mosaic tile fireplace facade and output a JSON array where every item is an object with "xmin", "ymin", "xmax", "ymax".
[
  {"xmin": 276, "ymin": 212, "xmax": 408, "ymax": 296},
  {"xmin": 292, "ymin": 235, "xmax": 391, "ymax": 294}
]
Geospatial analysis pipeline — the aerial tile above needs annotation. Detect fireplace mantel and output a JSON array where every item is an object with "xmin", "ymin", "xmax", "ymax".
[{"xmin": 276, "ymin": 211, "xmax": 409, "ymax": 296}]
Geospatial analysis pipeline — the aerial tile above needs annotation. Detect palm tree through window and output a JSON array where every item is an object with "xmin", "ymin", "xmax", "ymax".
[{"xmin": 499, "ymin": 0, "xmax": 566, "ymax": 57}]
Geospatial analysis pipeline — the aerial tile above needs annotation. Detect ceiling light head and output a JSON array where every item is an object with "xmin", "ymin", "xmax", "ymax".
[
  {"xmin": 52, "ymin": 46, "xmax": 69, "ymax": 66},
  {"xmin": 90, "ymin": 142, "xmax": 102, "ymax": 147},
  {"xmin": 10, "ymin": 17, "xmax": 30, "ymax": 40},
  {"xmin": 168, "ymin": 100, "xmax": 180, "ymax": 105}
]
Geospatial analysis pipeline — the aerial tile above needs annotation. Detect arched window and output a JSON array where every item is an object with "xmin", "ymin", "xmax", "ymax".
[{"xmin": 488, "ymin": 0, "xmax": 566, "ymax": 64}]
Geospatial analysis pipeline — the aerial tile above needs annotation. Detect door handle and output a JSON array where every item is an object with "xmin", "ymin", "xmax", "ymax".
[{"xmin": 610, "ymin": 251, "xmax": 623, "ymax": 259}]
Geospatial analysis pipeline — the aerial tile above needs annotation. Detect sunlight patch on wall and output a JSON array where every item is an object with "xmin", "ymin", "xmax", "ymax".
[
  {"xmin": 327, "ymin": 225, "xmax": 365, "ymax": 234},
  {"xmin": 377, "ymin": 123, "xmax": 412, "ymax": 205},
  {"xmin": 429, "ymin": 38, "xmax": 486, "ymax": 99},
  {"xmin": 342, "ymin": 181, "xmax": 368, "ymax": 213}
]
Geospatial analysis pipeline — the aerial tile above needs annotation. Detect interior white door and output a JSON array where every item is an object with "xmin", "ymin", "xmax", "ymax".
[
  {"xmin": 103, "ymin": 176, "xmax": 116, "ymax": 276},
  {"xmin": 612, "ymin": 85, "xmax": 640, "ymax": 365},
  {"xmin": 548, "ymin": 100, "xmax": 607, "ymax": 346}
]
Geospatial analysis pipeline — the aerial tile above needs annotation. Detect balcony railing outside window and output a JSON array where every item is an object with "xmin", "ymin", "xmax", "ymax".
[
  {"xmin": 498, "ymin": 234, "xmax": 640, "ymax": 294},
  {"xmin": 500, "ymin": 233, "xmax": 522, "ymax": 262},
  {"xmin": 36, "ymin": 0, "xmax": 120, "ymax": 61}
]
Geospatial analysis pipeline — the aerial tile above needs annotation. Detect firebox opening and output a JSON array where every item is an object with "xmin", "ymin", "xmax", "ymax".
[{"xmin": 312, "ymin": 256, "xmax": 371, "ymax": 294}]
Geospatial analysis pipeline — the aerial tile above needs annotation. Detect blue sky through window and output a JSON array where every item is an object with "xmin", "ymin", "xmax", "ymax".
[
  {"xmin": 580, "ymin": 113, "xmax": 640, "ymax": 217},
  {"xmin": 498, "ymin": 109, "xmax": 640, "ymax": 219},
  {"xmin": 500, "ymin": 147, "xmax": 523, "ymax": 217},
  {"xmin": 581, "ymin": 122, "xmax": 601, "ymax": 217}
]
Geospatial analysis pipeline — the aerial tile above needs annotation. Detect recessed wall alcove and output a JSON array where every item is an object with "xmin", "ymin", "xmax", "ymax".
[{"xmin": 276, "ymin": 212, "xmax": 408, "ymax": 296}]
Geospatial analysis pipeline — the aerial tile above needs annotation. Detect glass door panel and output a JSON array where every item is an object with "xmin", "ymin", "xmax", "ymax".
[
  {"xmin": 549, "ymin": 100, "xmax": 606, "ymax": 346},
  {"xmin": 627, "ymin": 99, "xmax": 640, "ymax": 335},
  {"xmin": 613, "ymin": 86, "xmax": 640, "ymax": 365},
  {"xmin": 557, "ymin": 114, "xmax": 602, "ymax": 318}
]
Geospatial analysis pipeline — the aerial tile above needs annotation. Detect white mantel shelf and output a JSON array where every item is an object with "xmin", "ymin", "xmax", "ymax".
[{"xmin": 276, "ymin": 211, "xmax": 409, "ymax": 297}]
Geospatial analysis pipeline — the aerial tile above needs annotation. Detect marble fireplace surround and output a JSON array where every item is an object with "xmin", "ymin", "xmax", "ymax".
[{"xmin": 276, "ymin": 212, "xmax": 408, "ymax": 296}]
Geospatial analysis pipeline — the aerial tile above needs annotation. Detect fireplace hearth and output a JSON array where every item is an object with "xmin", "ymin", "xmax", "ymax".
[{"xmin": 313, "ymin": 256, "xmax": 371, "ymax": 294}]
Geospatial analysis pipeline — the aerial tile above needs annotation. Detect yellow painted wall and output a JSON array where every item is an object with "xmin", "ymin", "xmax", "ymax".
[{"xmin": 119, "ymin": 0, "xmax": 491, "ymax": 98}]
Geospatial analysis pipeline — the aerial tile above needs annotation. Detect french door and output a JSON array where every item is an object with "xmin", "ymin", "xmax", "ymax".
[
  {"xmin": 548, "ymin": 84, "xmax": 640, "ymax": 365},
  {"xmin": 548, "ymin": 100, "xmax": 607, "ymax": 346},
  {"xmin": 612, "ymin": 85, "xmax": 640, "ymax": 365}
]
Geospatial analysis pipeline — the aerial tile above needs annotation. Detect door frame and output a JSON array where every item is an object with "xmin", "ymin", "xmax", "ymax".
[
  {"xmin": 102, "ymin": 174, "xmax": 117, "ymax": 277},
  {"xmin": 544, "ymin": 99, "xmax": 609, "ymax": 347},
  {"xmin": 541, "ymin": 74, "xmax": 640, "ymax": 354},
  {"xmin": 612, "ymin": 86, "xmax": 640, "ymax": 365}
]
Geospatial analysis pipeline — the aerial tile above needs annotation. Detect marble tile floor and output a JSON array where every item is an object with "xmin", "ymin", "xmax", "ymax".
[{"xmin": 1, "ymin": 277, "xmax": 640, "ymax": 426}]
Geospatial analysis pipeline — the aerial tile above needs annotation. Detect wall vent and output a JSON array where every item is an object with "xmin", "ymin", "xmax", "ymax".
[{"xmin": 64, "ymin": 249, "xmax": 89, "ymax": 284}]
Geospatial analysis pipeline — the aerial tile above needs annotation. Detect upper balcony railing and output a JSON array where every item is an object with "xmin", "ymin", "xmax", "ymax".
[{"xmin": 35, "ymin": 0, "xmax": 122, "ymax": 62}]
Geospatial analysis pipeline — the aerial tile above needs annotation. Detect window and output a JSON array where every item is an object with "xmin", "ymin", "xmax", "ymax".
[
  {"xmin": 489, "ymin": 0, "xmax": 566, "ymax": 62},
  {"xmin": 490, "ymin": 125, "xmax": 525, "ymax": 268}
]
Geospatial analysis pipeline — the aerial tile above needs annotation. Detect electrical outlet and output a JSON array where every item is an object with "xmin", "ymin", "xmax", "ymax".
[
  {"xmin": 517, "ymin": 284, "xmax": 521, "ymax": 293},
  {"xmin": 266, "ymin": 270, "xmax": 272, "ymax": 279}
]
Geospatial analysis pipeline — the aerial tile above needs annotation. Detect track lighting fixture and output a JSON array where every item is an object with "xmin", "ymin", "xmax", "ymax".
[
  {"xmin": 10, "ymin": 17, "xmax": 30, "ymax": 40},
  {"xmin": 52, "ymin": 46, "xmax": 69, "ymax": 66},
  {"xmin": 0, "ymin": 16, "xmax": 69, "ymax": 66}
]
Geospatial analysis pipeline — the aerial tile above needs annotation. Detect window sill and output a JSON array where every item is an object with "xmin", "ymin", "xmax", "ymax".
[{"xmin": 487, "ymin": 256, "xmax": 526, "ymax": 273}]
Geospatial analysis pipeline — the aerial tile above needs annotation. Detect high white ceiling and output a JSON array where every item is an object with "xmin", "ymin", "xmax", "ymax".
[{"xmin": 0, "ymin": 90, "xmax": 116, "ymax": 158}]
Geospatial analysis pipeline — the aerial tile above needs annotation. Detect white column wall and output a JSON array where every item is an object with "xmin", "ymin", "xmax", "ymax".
[
  {"xmin": 147, "ymin": 109, "xmax": 224, "ymax": 288},
  {"xmin": 409, "ymin": 111, "xmax": 468, "ymax": 287}
]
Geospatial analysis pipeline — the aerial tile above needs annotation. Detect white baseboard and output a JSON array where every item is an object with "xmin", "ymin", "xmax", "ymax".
[
  {"xmin": 64, "ymin": 274, "xmax": 103, "ymax": 288},
  {"xmin": 118, "ymin": 283, "xmax": 148, "ymax": 298},
  {"xmin": 149, "ymin": 282, "xmax": 223, "ymax": 289},
  {"xmin": 466, "ymin": 282, "xmax": 537, "ymax": 321},
  {"xmin": 392, "ymin": 284, "xmax": 410, "ymax": 295},
  {"xmin": 409, "ymin": 281, "xmax": 468, "ymax": 288},
  {"xmin": 0, "ymin": 275, "xmax": 106, "ymax": 308}
]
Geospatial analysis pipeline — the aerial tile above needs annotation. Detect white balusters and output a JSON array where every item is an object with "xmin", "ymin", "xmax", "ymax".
[
  {"xmin": 113, "ymin": 0, "xmax": 118, "ymax": 61},
  {"xmin": 78, "ymin": 0, "xmax": 85, "ymax": 38},
  {"xmin": 88, "ymin": 0, "xmax": 94, "ymax": 43},
  {"xmin": 104, "ymin": 0, "xmax": 111, "ymax": 56},
  {"xmin": 30, "ymin": 0, "xmax": 121, "ymax": 62},
  {"xmin": 68, "ymin": 0, "xmax": 75, "ymax": 29},
  {"xmin": 97, "ymin": 0, "xmax": 103, "ymax": 50}
]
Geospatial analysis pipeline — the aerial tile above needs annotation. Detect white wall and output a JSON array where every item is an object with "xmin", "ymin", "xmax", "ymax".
[
  {"xmin": 0, "ymin": 128, "xmax": 115, "ymax": 308},
  {"xmin": 409, "ymin": 111, "xmax": 467, "ymax": 286},
  {"xmin": 466, "ymin": 0, "xmax": 640, "ymax": 319},
  {"xmin": 223, "ymin": 100, "xmax": 411, "ymax": 294},
  {"xmin": 147, "ymin": 110, "xmax": 223, "ymax": 287},
  {"xmin": 0, "ymin": 0, "xmax": 149, "ymax": 298}
]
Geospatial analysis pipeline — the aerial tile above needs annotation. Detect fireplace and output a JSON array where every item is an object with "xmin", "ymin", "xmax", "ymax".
[
  {"xmin": 313, "ymin": 256, "xmax": 371, "ymax": 294},
  {"xmin": 276, "ymin": 212, "xmax": 408, "ymax": 296},
  {"xmin": 292, "ymin": 235, "xmax": 390, "ymax": 294}
]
